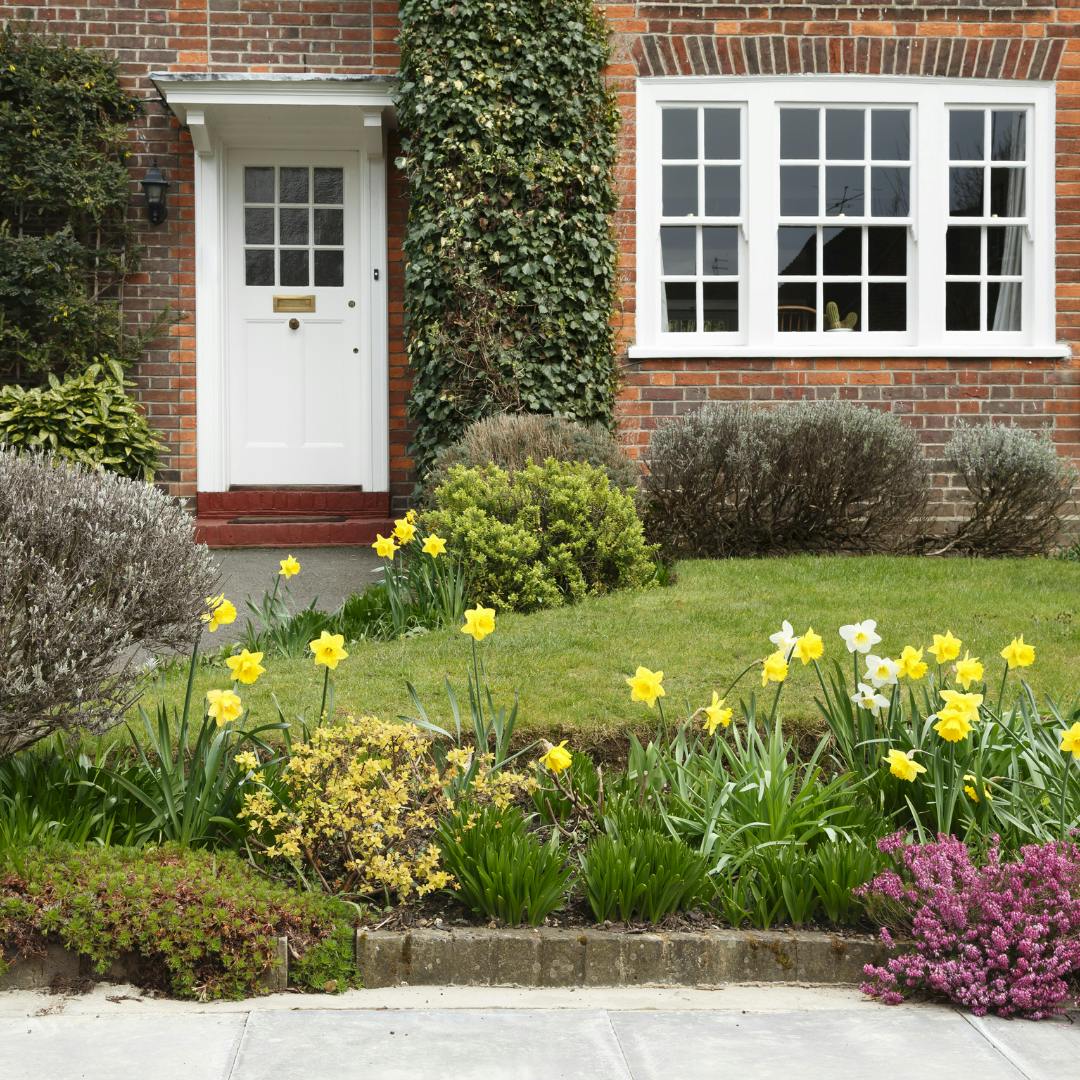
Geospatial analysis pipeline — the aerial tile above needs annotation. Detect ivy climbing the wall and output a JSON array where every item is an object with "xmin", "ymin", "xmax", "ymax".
[{"xmin": 396, "ymin": 0, "xmax": 621, "ymax": 475}]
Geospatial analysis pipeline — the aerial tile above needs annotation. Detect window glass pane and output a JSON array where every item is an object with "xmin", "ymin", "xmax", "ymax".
[
  {"xmin": 869, "ymin": 283, "xmax": 907, "ymax": 331},
  {"xmin": 824, "ymin": 283, "xmax": 861, "ymax": 331},
  {"xmin": 314, "ymin": 208, "xmax": 344, "ymax": 246},
  {"xmin": 778, "ymin": 227, "xmax": 816, "ymax": 276},
  {"xmin": 871, "ymin": 111, "xmax": 910, "ymax": 161},
  {"xmin": 245, "ymin": 207, "xmax": 274, "ymax": 245},
  {"xmin": 950, "ymin": 111, "xmax": 984, "ymax": 160},
  {"xmin": 704, "ymin": 109, "xmax": 739, "ymax": 159},
  {"xmin": 704, "ymin": 166, "xmax": 739, "ymax": 216},
  {"xmin": 949, "ymin": 167, "xmax": 983, "ymax": 216},
  {"xmin": 825, "ymin": 166, "xmax": 863, "ymax": 216},
  {"xmin": 279, "ymin": 167, "xmax": 309, "ymax": 204},
  {"xmin": 660, "ymin": 227, "xmax": 696, "ymax": 275},
  {"xmin": 991, "ymin": 111, "xmax": 1025, "ymax": 162},
  {"xmin": 663, "ymin": 282, "xmax": 696, "ymax": 332},
  {"xmin": 245, "ymin": 248, "xmax": 274, "ymax": 286},
  {"xmin": 702, "ymin": 227, "xmax": 737, "ymax": 277},
  {"xmin": 314, "ymin": 250, "xmax": 344, "ymax": 287},
  {"xmin": 868, "ymin": 227, "xmax": 907, "ymax": 276},
  {"xmin": 870, "ymin": 167, "xmax": 909, "ymax": 217},
  {"xmin": 946, "ymin": 227, "xmax": 981, "ymax": 275},
  {"xmin": 662, "ymin": 166, "xmax": 697, "ymax": 216},
  {"xmin": 780, "ymin": 166, "xmax": 817, "ymax": 216},
  {"xmin": 778, "ymin": 282, "xmax": 817, "ymax": 331},
  {"xmin": 990, "ymin": 168, "xmax": 1025, "ymax": 217},
  {"xmin": 823, "ymin": 226, "xmax": 861, "ymax": 276},
  {"xmin": 244, "ymin": 166, "xmax": 274, "ymax": 203},
  {"xmin": 826, "ymin": 109, "xmax": 864, "ymax": 160},
  {"xmin": 987, "ymin": 282, "xmax": 1022, "ymax": 331},
  {"xmin": 703, "ymin": 282, "xmax": 738, "ymax": 332},
  {"xmin": 279, "ymin": 249, "xmax": 308, "ymax": 287},
  {"xmin": 780, "ymin": 109, "xmax": 818, "ymax": 159},
  {"xmin": 279, "ymin": 208, "xmax": 309, "ymax": 245},
  {"xmin": 946, "ymin": 282, "xmax": 980, "ymax": 330},
  {"xmin": 662, "ymin": 109, "xmax": 697, "ymax": 159},
  {"xmin": 987, "ymin": 226, "xmax": 1023, "ymax": 277},
  {"xmin": 313, "ymin": 167, "xmax": 344, "ymax": 204}
]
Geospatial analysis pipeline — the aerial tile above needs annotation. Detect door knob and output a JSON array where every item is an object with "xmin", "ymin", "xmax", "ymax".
[{"xmin": 288, "ymin": 318, "xmax": 300, "ymax": 330}]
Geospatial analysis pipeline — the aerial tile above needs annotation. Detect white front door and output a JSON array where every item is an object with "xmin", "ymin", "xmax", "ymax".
[{"xmin": 226, "ymin": 150, "xmax": 365, "ymax": 485}]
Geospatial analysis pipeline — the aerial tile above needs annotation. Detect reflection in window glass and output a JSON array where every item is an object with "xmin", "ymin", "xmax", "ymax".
[
  {"xmin": 663, "ymin": 282, "xmax": 697, "ymax": 332},
  {"xmin": 825, "ymin": 110, "xmax": 864, "ymax": 160},
  {"xmin": 662, "ymin": 166, "xmax": 697, "ymax": 216},
  {"xmin": 780, "ymin": 109, "xmax": 818, "ymax": 159},
  {"xmin": 662, "ymin": 109, "xmax": 697, "ymax": 159}
]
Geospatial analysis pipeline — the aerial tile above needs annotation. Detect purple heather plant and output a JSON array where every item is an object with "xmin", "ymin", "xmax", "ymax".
[{"xmin": 858, "ymin": 832, "xmax": 1080, "ymax": 1019}]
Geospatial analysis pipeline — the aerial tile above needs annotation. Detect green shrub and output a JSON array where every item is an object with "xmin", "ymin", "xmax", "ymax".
[
  {"xmin": 436, "ymin": 804, "xmax": 571, "ymax": 926},
  {"xmin": 0, "ymin": 843, "xmax": 357, "ymax": 999},
  {"xmin": 424, "ymin": 460, "xmax": 658, "ymax": 612},
  {"xmin": 0, "ymin": 361, "xmax": 163, "ymax": 480},
  {"xmin": 423, "ymin": 414, "xmax": 639, "ymax": 502},
  {"xmin": 642, "ymin": 401, "xmax": 931, "ymax": 557},
  {"xmin": 943, "ymin": 423, "xmax": 1076, "ymax": 556},
  {"xmin": 397, "ymin": 0, "xmax": 620, "ymax": 473}
]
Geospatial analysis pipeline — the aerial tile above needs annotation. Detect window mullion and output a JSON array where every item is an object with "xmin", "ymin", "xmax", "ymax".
[
  {"xmin": 915, "ymin": 94, "xmax": 943, "ymax": 348},
  {"xmin": 746, "ymin": 92, "xmax": 776, "ymax": 348}
]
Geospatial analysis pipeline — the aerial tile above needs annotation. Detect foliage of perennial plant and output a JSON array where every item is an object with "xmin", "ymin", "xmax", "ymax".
[
  {"xmin": 0, "ymin": 451, "xmax": 217, "ymax": 757},
  {"xmin": 424, "ymin": 460, "xmax": 657, "ymax": 611},
  {"xmin": 858, "ymin": 833, "xmax": 1080, "ymax": 1019},
  {"xmin": 396, "ymin": 0, "xmax": 620, "ymax": 474},
  {"xmin": 643, "ymin": 402, "xmax": 931, "ymax": 557}
]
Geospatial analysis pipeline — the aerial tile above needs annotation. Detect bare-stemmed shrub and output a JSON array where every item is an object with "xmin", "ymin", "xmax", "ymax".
[
  {"xmin": 942, "ymin": 424, "xmax": 1076, "ymax": 556},
  {"xmin": 642, "ymin": 401, "xmax": 931, "ymax": 557},
  {"xmin": 0, "ymin": 451, "xmax": 218, "ymax": 757},
  {"xmin": 422, "ymin": 413, "xmax": 639, "ymax": 501}
]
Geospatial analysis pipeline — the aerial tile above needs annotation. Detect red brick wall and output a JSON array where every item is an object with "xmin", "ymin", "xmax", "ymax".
[{"xmin": 604, "ymin": 2, "xmax": 1080, "ymax": 511}]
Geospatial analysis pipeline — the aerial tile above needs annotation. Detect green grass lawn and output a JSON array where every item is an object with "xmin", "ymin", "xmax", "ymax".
[{"xmin": 140, "ymin": 556, "xmax": 1080, "ymax": 752}]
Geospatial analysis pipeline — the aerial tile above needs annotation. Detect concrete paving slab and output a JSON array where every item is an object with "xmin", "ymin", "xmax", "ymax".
[
  {"xmin": 964, "ymin": 1012, "xmax": 1080, "ymax": 1080},
  {"xmin": 0, "ymin": 1012, "xmax": 246, "ymax": 1080},
  {"xmin": 229, "ymin": 1008, "xmax": 633, "ymax": 1080},
  {"xmin": 610, "ymin": 1007, "xmax": 1027, "ymax": 1080}
]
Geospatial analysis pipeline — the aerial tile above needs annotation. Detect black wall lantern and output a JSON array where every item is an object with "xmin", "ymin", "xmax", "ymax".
[{"xmin": 140, "ymin": 162, "xmax": 170, "ymax": 226}]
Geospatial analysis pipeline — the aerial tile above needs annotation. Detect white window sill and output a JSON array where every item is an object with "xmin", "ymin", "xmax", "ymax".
[{"xmin": 627, "ymin": 343, "xmax": 1073, "ymax": 361}]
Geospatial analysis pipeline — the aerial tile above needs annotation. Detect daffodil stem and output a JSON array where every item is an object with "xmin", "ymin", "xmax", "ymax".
[
  {"xmin": 183, "ymin": 635, "xmax": 200, "ymax": 728},
  {"xmin": 768, "ymin": 679, "xmax": 784, "ymax": 728},
  {"xmin": 1060, "ymin": 760, "xmax": 1071, "ymax": 837},
  {"xmin": 471, "ymin": 637, "xmax": 483, "ymax": 736},
  {"xmin": 996, "ymin": 663, "xmax": 1010, "ymax": 718},
  {"xmin": 720, "ymin": 660, "xmax": 760, "ymax": 700},
  {"xmin": 319, "ymin": 667, "xmax": 330, "ymax": 723}
]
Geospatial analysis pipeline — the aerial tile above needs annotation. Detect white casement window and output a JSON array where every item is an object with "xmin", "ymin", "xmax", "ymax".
[{"xmin": 634, "ymin": 78, "xmax": 1061, "ymax": 359}]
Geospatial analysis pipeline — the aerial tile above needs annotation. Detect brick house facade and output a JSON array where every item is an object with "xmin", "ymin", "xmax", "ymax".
[{"xmin": 3, "ymin": 2, "xmax": 1077, "ymax": 541}]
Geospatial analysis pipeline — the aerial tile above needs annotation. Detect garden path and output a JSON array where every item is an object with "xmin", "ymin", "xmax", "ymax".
[{"xmin": 1, "ymin": 984, "xmax": 1076, "ymax": 1079}]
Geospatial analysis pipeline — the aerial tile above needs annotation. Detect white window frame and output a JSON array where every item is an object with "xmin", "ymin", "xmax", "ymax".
[{"xmin": 633, "ymin": 76, "xmax": 1064, "ymax": 359}]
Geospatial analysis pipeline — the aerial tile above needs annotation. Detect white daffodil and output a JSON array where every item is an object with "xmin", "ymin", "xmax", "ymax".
[
  {"xmin": 839, "ymin": 619, "xmax": 882, "ymax": 655},
  {"xmin": 850, "ymin": 682, "xmax": 890, "ymax": 716},
  {"xmin": 769, "ymin": 620, "xmax": 798, "ymax": 652},
  {"xmin": 864, "ymin": 654, "xmax": 900, "ymax": 688}
]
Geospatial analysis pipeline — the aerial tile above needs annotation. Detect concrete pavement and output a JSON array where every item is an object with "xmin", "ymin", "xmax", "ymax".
[{"xmin": 2, "ymin": 984, "xmax": 1077, "ymax": 1080}]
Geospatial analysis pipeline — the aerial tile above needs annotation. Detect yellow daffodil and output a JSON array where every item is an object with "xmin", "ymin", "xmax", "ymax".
[
  {"xmin": 1001, "ymin": 635, "xmax": 1035, "ymax": 670},
  {"xmin": 928, "ymin": 631, "xmax": 962, "ymax": 664},
  {"xmin": 202, "ymin": 594, "xmax": 237, "ymax": 633},
  {"xmin": 703, "ymin": 692, "xmax": 733, "ymax": 735},
  {"xmin": 1060, "ymin": 722, "xmax": 1080, "ymax": 760},
  {"xmin": 309, "ymin": 630, "xmax": 348, "ymax": 670},
  {"xmin": 422, "ymin": 534, "xmax": 447, "ymax": 557},
  {"xmin": 627, "ymin": 666, "xmax": 665, "ymax": 708},
  {"xmin": 539, "ymin": 740, "xmax": 572, "ymax": 773},
  {"xmin": 933, "ymin": 711, "xmax": 972, "ymax": 743},
  {"xmin": 963, "ymin": 774, "xmax": 993, "ymax": 803},
  {"xmin": 393, "ymin": 517, "xmax": 417, "ymax": 544},
  {"xmin": 897, "ymin": 645, "xmax": 928, "ymax": 680},
  {"xmin": 938, "ymin": 688, "xmax": 983, "ymax": 722},
  {"xmin": 225, "ymin": 648, "xmax": 266, "ymax": 686},
  {"xmin": 954, "ymin": 652, "xmax": 985, "ymax": 690},
  {"xmin": 794, "ymin": 628, "xmax": 824, "ymax": 665},
  {"xmin": 233, "ymin": 750, "xmax": 260, "ymax": 773},
  {"xmin": 206, "ymin": 688, "xmax": 243, "ymax": 726},
  {"xmin": 278, "ymin": 555, "xmax": 301, "ymax": 579},
  {"xmin": 406, "ymin": 508, "xmax": 419, "ymax": 524},
  {"xmin": 761, "ymin": 650, "xmax": 789, "ymax": 688},
  {"xmin": 884, "ymin": 748, "xmax": 926, "ymax": 783},
  {"xmin": 461, "ymin": 605, "xmax": 496, "ymax": 642},
  {"xmin": 372, "ymin": 533, "xmax": 398, "ymax": 559}
]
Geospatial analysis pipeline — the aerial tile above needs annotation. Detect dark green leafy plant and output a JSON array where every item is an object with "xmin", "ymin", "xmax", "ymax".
[
  {"xmin": 396, "ymin": 0, "xmax": 620, "ymax": 474},
  {"xmin": 0, "ymin": 360, "xmax": 163, "ymax": 479},
  {"xmin": 436, "ymin": 804, "xmax": 571, "ymax": 926}
]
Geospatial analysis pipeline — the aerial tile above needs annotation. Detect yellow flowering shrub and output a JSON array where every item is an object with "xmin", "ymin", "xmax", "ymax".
[{"xmin": 238, "ymin": 716, "xmax": 452, "ymax": 900}]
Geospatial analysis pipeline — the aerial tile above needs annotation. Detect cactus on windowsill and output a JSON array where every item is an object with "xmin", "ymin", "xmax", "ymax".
[{"xmin": 824, "ymin": 301, "xmax": 858, "ymax": 331}]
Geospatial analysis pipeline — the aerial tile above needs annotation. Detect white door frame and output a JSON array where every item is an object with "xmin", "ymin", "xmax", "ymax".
[{"xmin": 152, "ymin": 76, "xmax": 396, "ymax": 492}]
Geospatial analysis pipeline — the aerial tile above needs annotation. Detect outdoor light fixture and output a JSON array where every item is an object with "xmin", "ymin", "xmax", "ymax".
[{"xmin": 140, "ymin": 162, "xmax": 170, "ymax": 226}]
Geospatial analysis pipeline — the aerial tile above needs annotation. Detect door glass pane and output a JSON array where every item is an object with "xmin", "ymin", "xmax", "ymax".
[
  {"xmin": 825, "ymin": 166, "xmax": 863, "ymax": 216},
  {"xmin": 780, "ymin": 166, "xmax": 817, "ymax": 216},
  {"xmin": 663, "ymin": 282, "xmax": 696, "ymax": 332},
  {"xmin": 314, "ymin": 208, "xmax": 344, "ymax": 246},
  {"xmin": 778, "ymin": 227, "xmax": 816, "ymax": 276},
  {"xmin": 313, "ymin": 167, "xmax": 344, "ymax": 204},
  {"xmin": 950, "ymin": 168, "xmax": 983, "ymax": 216},
  {"xmin": 279, "ymin": 208, "xmax": 309, "ymax": 245},
  {"xmin": 245, "ymin": 249, "xmax": 274, "ymax": 287},
  {"xmin": 279, "ymin": 249, "xmax": 308, "ymax": 287},
  {"xmin": 826, "ymin": 110, "xmax": 864, "ymax": 160},
  {"xmin": 279, "ymin": 167, "xmax": 309, "ymax": 204},
  {"xmin": 244, "ymin": 166, "xmax": 274, "ymax": 203},
  {"xmin": 704, "ymin": 109, "xmax": 739, "ymax": 159},
  {"xmin": 950, "ymin": 112, "xmax": 983, "ymax": 160},
  {"xmin": 661, "ymin": 227, "xmax": 695, "ymax": 275},
  {"xmin": 780, "ymin": 109, "xmax": 818, "ymax": 159},
  {"xmin": 662, "ymin": 166, "xmax": 697, "ymax": 216},
  {"xmin": 823, "ymin": 227, "xmax": 861, "ymax": 276},
  {"xmin": 702, "ymin": 227, "xmax": 737, "ymax": 277},
  {"xmin": 314, "ymin": 250, "xmax": 344, "ymax": 287},
  {"xmin": 704, "ymin": 166, "xmax": 739, "ymax": 216},
  {"xmin": 870, "ymin": 167, "xmax": 909, "ymax": 217},
  {"xmin": 703, "ymin": 282, "xmax": 738, "ymax": 332},
  {"xmin": 868, "ymin": 283, "xmax": 906, "ymax": 331},
  {"xmin": 245, "ymin": 207, "xmax": 274, "ymax": 245},
  {"xmin": 871, "ymin": 111, "xmax": 909, "ymax": 161},
  {"xmin": 778, "ymin": 282, "xmax": 817, "ymax": 332}
]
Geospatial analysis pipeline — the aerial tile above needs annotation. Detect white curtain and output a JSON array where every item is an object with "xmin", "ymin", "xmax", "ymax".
[{"xmin": 991, "ymin": 114, "xmax": 1025, "ymax": 332}]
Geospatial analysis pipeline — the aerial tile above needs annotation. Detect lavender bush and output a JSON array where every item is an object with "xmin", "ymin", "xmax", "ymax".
[{"xmin": 859, "ymin": 832, "xmax": 1080, "ymax": 1019}]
